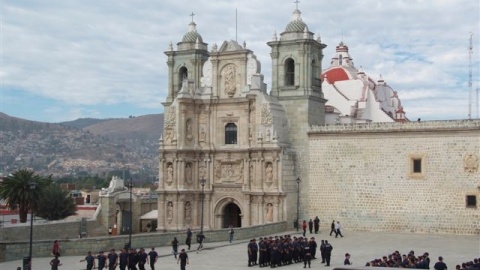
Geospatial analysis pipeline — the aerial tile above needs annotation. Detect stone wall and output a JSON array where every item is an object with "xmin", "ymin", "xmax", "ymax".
[
  {"xmin": 0, "ymin": 221, "xmax": 287, "ymax": 262},
  {"xmin": 308, "ymin": 120, "xmax": 480, "ymax": 235}
]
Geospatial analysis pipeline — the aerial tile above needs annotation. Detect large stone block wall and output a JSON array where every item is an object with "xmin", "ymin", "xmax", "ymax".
[
  {"xmin": 308, "ymin": 120, "xmax": 480, "ymax": 235},
  {"xmin": 0, "ymin": 221, "xmax": 287, "ymax": 262}
]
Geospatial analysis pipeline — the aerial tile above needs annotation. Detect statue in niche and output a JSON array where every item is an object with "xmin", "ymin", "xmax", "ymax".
[
  {"xmin": 199, "ymin": 127, "xmax": 206, "ymax": 142},
  {"xmin": 265, "ymin": 163, "xmax": 273, "ymax": 185},
  {"xmin": 186, "ymin": 120, "xmax": 193, "ymax": 141},
  {"xmin": 185, "ymin": 202, "xmax": 192, "ymax": 222},
  {"xmin": 167, "ymin": 201, "xmax": 173, "ymax": 222},
  {"xmin": 266, "ymin": 129, "xmax": 271, "ymax": 142},
  {"xmin": 166, "ymin": 164, "xmax": 173, "ymax": 185},
  {"xmin": 266, "ymin": 203, "xmax": 273, "ymax": 222},
  {"xmin": 199, "ymin": 165, "xmax": 206, "ymax": 178},
  {"xmin": 223, "ymin": 65, "xmax": 237, "ymax": 97},
  {"xmin": 185, "ymin": 163, "xmax": 192, "ymax": 184}
]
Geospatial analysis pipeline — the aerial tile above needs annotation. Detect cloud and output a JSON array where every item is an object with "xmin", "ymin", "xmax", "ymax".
[{"xmin": 1, "ymin": 0, "xmax": 479, "ymax": 121}]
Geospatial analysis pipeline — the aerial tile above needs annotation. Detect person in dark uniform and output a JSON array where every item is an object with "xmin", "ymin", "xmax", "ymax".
[
  {"xmin": 128, "ymin": 248, "xmax": 139, "ymax": 270},
  {"xmin": 196, "ymin": 234, "xmax": 205, "ymax": 253},
  {"xmin": 185, "ymin": 228, "xmax": 192, "ymax": 250},
  {"xmin": 247, "ymin": 238, "xmax": 258, "ymax": 266},
  {"xmin": 308, "ymin": 219, "xmax": 313, "ymax": 234},
  {"xmin": 137, "ymin": 248, "xmax": 148, "ymax": 270},
  {"xmin": 259, "ymin": 238, "xmax": 267, "ymax": 267},
  {"xmin": 97, "ymin": 251, "xmax": 107, "ymax": 270},
  {"xmin": 177, "ymin": 249, "xmax": 189, "ymax": 270},
  {"xmin": 303, "ymin": 240, "xmax": 312, "ymax": 268},
  {"xmin": 80, "ymin": 251, "xmax": 95, "ymax": 270},
  {"xmin": 344, "ymin": 253, "xmax": 351, "ymax": 265},
  {"xmin": 434, "ymin": 256, "xmax": 447, "ymax": 270},
  {"xmin": 324, "ymin": 240, "xmax": 333, "ymax": 266},
  {"xmin": 171, "ymin": 237, "xmax": 179, "ymax": 258},
  {"xmin": 107, "ymin": 249, "xmax": 118, "ymax": 270},
  {"xmin": 118, "ymin": 249, "xmax": 128, "ymax": 270},
  {"xmin": 320, "ymin": 240, "xmax": 326, "ymax": 263},
  {"xmin": 147, "ymin": 247, "xmax": 158, "ymax": 270},
  {"xmin": 50, "ymin": 255, "xmax": 62, "ymax": 270},
  {"xmin": 329, "ymin": 220, "xmax": 336, "ymax": 236},
  {"xmin": 309, "ymin": 237, "xmax": 317, "ymax": 259},
  {"xmin": 314, "ymin": 216, "xmax": 320, "ymax": 234}
]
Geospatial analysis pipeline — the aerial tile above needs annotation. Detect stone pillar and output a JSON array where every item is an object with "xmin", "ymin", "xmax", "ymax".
[
  {"xmin": 244, "ymin": 195, "xmax": 251, "ymax": 227},
  {"xmin": 177, "ymin": 196, "xmax": 185, "ymax": 230},
  {"xmin": 275, "ymin": 157, "xmax": 281, "ymax": 191},
  {"xmin": 178, "ymin": 159, "xmax": 185, "ymax": 189},
  {"xmin": 259, "ymin": 198, "xmax": 264, "ymax": 224},
  {"xmin": 273, "ymin": 201, "xmax": 279, "ymax": 222},
  {"xmin": 204, "ymin": 193, "xmax": 212, "ymax": 231},
  {"xmin": 157, "ymin": 194, "xmax": 166, "ymax": 231}
]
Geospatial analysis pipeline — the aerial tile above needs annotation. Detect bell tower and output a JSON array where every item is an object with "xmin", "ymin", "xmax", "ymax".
[{"xmin": 164, "ymin": 15, "xmax": 209, "ymax": 104}]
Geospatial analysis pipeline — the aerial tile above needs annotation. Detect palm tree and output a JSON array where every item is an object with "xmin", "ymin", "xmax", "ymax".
[
  {"xmin": 35, "ymin": 184, "xmax": 77, "ymax": 221},
  {"xmin": 0, "ymin": 169, "xmax": 52, "ymax": 223}
]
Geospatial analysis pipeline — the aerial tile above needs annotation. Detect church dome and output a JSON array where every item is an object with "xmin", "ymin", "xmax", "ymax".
[
  {"xmin": 181, "ymin": 21, "xmax": 203, "ymax": 43},
  {"xmin": 284, "ymin": 9, "xmax": 308, "ymax": 32},
  {"xmin": 322, "ymin": 67, "xmax": 351, "ymax": 84}
]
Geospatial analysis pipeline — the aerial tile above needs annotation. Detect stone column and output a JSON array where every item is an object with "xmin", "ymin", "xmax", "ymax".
[
  {"xmin": 177, "ymin": 196, "xmax": 185, "ymax": 230},
  {"xmin": 204, "ymin": 193, "xmax": 212, "ymax": 231},
  {"xmin": 273, "ymin": 201, "xmax": 279, "ymax": 222},
  {"xmin": 244, "ymin": 195, "xmax": 251, "ymax": 227},
  {"xmin": 275, "ymin": 157, "xmax": 281, "ymax": 191},
  {"xmin": 259, "ymin": 198, "xmax": 264, "ymax": 224},
  {"xmin": 179, "ymin": 159, "xmax": 185, "ymax": 189},
  {"xmin": 157, "ymin": 194, "xmax": 166, "ymax": 231}
]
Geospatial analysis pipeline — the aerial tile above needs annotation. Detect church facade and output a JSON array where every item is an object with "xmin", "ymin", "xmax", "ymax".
[{"xmin": 156, "ymin": 8, "xmax": 480, "ymax": 234}]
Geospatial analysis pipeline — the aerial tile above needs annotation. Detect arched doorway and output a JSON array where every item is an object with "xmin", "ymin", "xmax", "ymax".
[{"xmin": 223, "ymin": 203, "xmax": 241, "ymax": 228}]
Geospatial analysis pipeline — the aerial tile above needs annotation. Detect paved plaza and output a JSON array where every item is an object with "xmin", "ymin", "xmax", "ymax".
[{"xmin": 2, "ymin": 230, "xmax": 478, "ymax": 270}]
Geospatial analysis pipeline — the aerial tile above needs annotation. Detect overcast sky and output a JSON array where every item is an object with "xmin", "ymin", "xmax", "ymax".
[{"xmin": 1, "ymin": 0, "xmax": 479, "ymax": 122}]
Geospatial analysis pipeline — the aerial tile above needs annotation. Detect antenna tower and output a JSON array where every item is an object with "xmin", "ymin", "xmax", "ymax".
[{"xmin": 468, "ymin": 33, "xmax": 473, "ymax": 119}]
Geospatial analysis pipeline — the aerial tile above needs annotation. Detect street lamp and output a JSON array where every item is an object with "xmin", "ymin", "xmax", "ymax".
[
  {"xmin": 27, "ymin": 182, "xmax": 38, "ymax": 270},
  {"xmin": 296, "ymin": 177, "xmax": 301, "ymax": 232},
  {"xmin": 127, "ymin": 179, "xmax": 133, "ymax": 250},
  {"xmin": 199, "ymin": 177, "xmax": 206, "ymax": 234}
]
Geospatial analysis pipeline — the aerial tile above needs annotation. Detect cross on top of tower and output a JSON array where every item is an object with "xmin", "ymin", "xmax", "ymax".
[
  {"xmin": 294, "ymin": 0, "xmax": 300, "ymax": 9},
  {"xmin": 190, "ymin": 12, "xmax": 196, "ymax": 22}
]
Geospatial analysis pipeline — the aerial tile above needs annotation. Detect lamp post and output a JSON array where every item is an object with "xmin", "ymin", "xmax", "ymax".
[
  {"xmin": 199, "ymin": 177, "xmax": 206, "ymax": 234},
  {"xmin": 27, "ymin": 182, "xmax": 38, "ymax": 270},
  {"xmin": 296, "ymin": 177, "xmax": 301, "ymax": 232},
  {"xmin": 127, "ymin": 179, "xmax": 133, "ymax": 250}
]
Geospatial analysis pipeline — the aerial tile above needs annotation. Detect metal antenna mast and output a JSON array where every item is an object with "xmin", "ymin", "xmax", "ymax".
[{"xmin": 468, "ymin": 33, "xmax": 473, "ymax": 119}]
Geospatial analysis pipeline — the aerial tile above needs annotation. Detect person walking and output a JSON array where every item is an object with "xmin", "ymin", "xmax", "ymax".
[
  {"xmin": 335, "ymin": 221, "xmax": 344, "ymax": 238},
  {"xmin": 177, "ymin": 249, "xmax": 189, "ymax": 270},
  {"xmin": 228, "ymin": 224, "xmax": 235, "ymax": 243},
  {"xmin": 97, "ymin": 251, "xmax": 107, "ymax": 270},
  {"xmin": 434, "ymin": 256, "xmax": 448, "ymax": 270},
  {"xmin": 171, "ymin": 237, "xmax": 179, "ymax": 258},
  {"xmin": 302, "ymin": 220, "xmax": 307, "ymax": 237},
  {"xmin": 118, "ymin": 249, "xmax": 128, "ymax": 270},
  {"xmin": 314, "ymin": 216, "xmax": 320, "ymax": 234},
  {"xmin": 185, "ymin": 228, "xmax": 192, "ymax": 250},
  {"xmin": 52, "ymin": 240, "xmax": 60, "ymax": 257},
  {"xmin": 308, "ymin": 219, "xmax": 313, "ymax": 234},
  {"xmin": 329, "ymin": 220, "xmax": 336, "ymax": 236},
  {"xmin": 107, "ymin": 249, "xmax": 118, "ymax": 270},
  {"xmin": 80, "ymin": 251, "xmax": 95, "ymax": 270},
  {"xmin": 50, "ymin": 255, "xmax": 62, "ymax": 270},
  {"xmin": 137, "ymin": 248, "xmax": 148, "ymax": 270},
  {"xmin": 196, "ymin": 233, "xmax": 205, "ymax": 253},
  {"xmin": 147, "ymin": 247, "xmax": 158, "ymax": 270},
  {"xmin": 324, "ymin": 240, "xmax": 333, "ymax": 266}
]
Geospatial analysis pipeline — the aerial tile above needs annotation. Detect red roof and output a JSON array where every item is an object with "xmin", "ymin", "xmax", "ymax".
[{"xmin": 322, "ymin": 67, "xmax": 350, "ymax": 84}]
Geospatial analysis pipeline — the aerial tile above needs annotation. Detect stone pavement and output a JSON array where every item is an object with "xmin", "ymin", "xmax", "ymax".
[{"xmin": 2, "ymin": 230, "xmax": 478, "ymax": 270}]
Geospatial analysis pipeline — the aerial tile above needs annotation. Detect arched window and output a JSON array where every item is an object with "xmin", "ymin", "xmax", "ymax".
[
  {"xmin": 285, "ymin": 58, "xmax": 295, "ymax": 86},
  {"xmin": 225, "ymin": 123, "xmax": 237, "ymax": 144},
  {"xmin": 179, "ymin": 67, "xmax": 188, "ymax": 90}
]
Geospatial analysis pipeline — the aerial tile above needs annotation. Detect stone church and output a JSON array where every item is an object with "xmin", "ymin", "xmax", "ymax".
[
  {"xmin": 156, "ymin": 7, "xmax": 324, "ymax": 231},
  {"xmin": 157, "ymin": 7, "xmax": 480, "ymax": 234}
]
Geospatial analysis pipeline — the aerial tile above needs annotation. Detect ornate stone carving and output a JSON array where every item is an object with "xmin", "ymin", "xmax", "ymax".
[
  {"xmin": 265, "ymin": 162, "xmax": 273, "ymax": 186},
  {"xmin": 185, "ymin": 201, "xmax": 192, "ymax": 222},
  {"xmin": 464, "ymin": 154, "xmax": 478, "ymax": 173},
  {"xmin": 261, "ymin": 103, "xmax": 273, "ymax": 125},
  {"xmin": 186, "ymin": 119, "xmax": 193, "ymax": 141},
  {"xmin": 166, "ymin": 163, "xmax": 174, "ymax": 185},
  {"xmin": 166, "ymin": 201, "xmax": 173, "ymax": 223},
  {"xmin": 185, "ymin": 163, "xmax": 193, "ymax": 184},
  {"xmin": 215, "ymin": 162, "xmax": 244, "ymax": 183},
  {"xmin": 199, "ymin": 125, "xmax": 207, "ymax": 142},
  {"xmin": 164, "ymin": 130, "xmax": 174, "ymax": 144},
  {"xmin": 223, "ymin": 65, "xmax": 237, "ymax": 97},
  {"xmin": 165, "ymin": 106, "xmax": 176, "ymax": 128},
  {"xmin": 266, "ymin": 203, "xmax": 273, "ymax": 222},
  {"xmin": 199, "ymin": 164, "xmax": 206, "ymax": 178}
]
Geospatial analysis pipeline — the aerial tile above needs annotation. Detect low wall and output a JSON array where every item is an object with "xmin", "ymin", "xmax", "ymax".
[{"xmin": 0, "ymin": 221, "xmax": 288, "ymax": 262}]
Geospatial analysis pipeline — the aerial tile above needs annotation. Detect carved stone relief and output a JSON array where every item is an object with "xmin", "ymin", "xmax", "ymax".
[
  {"xmin": 266, "ymin": 203, "xmax": 273, "ymax": 222},
  {"xmin": 165, "ymin": 106, "xmax": 176, "ymax": 128},
  {"xmin": 185, "ymin": 201, "xmax": 192, "ymax": 222},
  {"xmin": 164, "ymin": 130, "xmax": 174, "ymax": 144},
  {"xmin": 167, "ymin": 201, "xmax": 173, "ymax": 223},
  {"xmin": 185, "ymin": 163, "xmax": 193, "ymax": 185},
  {"xmin": 223, "ymin": 65, "xmax": 237, "ymax": 97},
  {"xmin": 265, "ymin": 162, "xmax": 274, "ymax": 186},
  {"xmin": 166, "ymin": 163, "xmax": 174, "ymax": 185},
  {"xmin": 261, "ymin": 103, "xmax": 273, "ymax": 125},
  {"xmin": 199, "ymin": 125, "xmax": 207, "ymax": 142},
  {"xmin": 186, "ymin": 119, "xmax": 193, "ymax": 141},
  {"xmin": 214, "ymin": 160, "xmax": 244, "ymax": 183},
  {"xmin": 464, "ymin": 154, "xmax": 478, "ymax": 173}
]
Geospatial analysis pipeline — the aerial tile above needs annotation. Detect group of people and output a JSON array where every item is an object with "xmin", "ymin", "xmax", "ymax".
[
  {"xmin": 80, "ymin": 247, "xmax": 159, "ymax": 270},
  {"xmin": 456, "ymin": 258, "xmax": 480, "ymax": 270},
  {"xmin": 301, "ymin": 216, "xmax": 321, "ymax": 236},
  {"xmin": 365, "ymin": 250, "xmax": 432, "ymax": 268},
  {"xmin": 246, "ymin": 235, "xmax": 334, "ymax": 268}
]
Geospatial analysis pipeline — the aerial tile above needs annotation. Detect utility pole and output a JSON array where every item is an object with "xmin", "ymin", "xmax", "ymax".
[{"xmin": 468, "ymin": 33, "xmax": 473, "ymax": 119}]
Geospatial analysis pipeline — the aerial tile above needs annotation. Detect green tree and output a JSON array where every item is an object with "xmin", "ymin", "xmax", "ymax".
[
  {"xmin": 35, "ymin": 185, "xmax": 76, "ymax": 221},
  {"xmin": 0, "ymin": 169, "xmax": 52, "ymax": 223}
]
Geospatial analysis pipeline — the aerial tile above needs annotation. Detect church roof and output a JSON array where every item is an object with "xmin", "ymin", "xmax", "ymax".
[
  {"xmin": 322, "ymin": 67, "xmax": 351, "ymax": 84},
  {"xmin": 284, "ymin": 9, "xmax": 308, "ymax": 32},
  {"xmin": 182, "ymin": 21, "xmax": 203, "ymax": 43}
]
